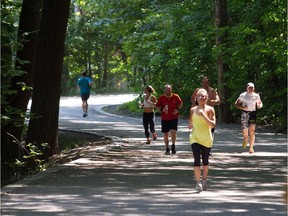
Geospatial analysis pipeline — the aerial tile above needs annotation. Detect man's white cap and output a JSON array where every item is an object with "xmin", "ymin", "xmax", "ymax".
[{"xmin": 247, "ymin": 82, "xmax": 254, "ymax": 88}]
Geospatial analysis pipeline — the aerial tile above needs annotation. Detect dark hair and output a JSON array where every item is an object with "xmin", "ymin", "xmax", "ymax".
[
  {"xmin": 202, "ymin": 76, "xmax": 209, "ymax": 81},
  {"xmin": 81, "ymin": 71, "xmax": 87, "ymax": 76}
]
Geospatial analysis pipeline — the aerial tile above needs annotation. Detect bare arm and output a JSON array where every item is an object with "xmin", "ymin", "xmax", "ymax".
[
  {"xmin": 188, "ymin": 107, "xmax": 194, "ymax": 129},
  {"xmin": 172, "ymin": 95, "xmax": 183, "ymax": 115},
  {"xmin": 257, "ymin": 97, "xmax": 263, "ymax": 109},
  {"xmin": 235, "ymin": 98, "xmax": 248, "ymax": 111},
  {"xmin": 148, "ymin": 95, "xmax": 157, "ymax": 105},
  {"xmin": 209, "ymin": 89, "xmax": 220, "ymax": 105},
  {"xmin": 198, "ymin": 107, "xmax": 216, "ymax": 128}
]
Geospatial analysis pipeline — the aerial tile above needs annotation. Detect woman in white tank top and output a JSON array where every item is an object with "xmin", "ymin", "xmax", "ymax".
[{"xmin": 142, "ymin": 85, "xmax": 158, "ymax": 144}]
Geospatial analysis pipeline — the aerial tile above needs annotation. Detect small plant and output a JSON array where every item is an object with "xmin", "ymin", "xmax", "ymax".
[
  {"xmin": 2, "ymin": 141, "xmax": 50, "ymax": 186},
  {"xmin": 21, "ymin": 142, "xmax": 49, "ymax": 171}
]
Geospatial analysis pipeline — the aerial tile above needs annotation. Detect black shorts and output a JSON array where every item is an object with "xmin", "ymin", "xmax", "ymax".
[
  {"xmin": 161, "ymin": 119, "xmax": 178, "ymax": 133},
  {"xmin": 241, "ymin": 111, "xmax": 257, "ymax": 129},
  {"xmin": 81, "ymin": 94, "xmax": 90, "ymax": 101}
]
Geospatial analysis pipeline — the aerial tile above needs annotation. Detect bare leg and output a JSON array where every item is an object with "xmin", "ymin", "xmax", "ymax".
[
  {"xmin": 194, "ymin": 166, "xmax": 201, "ymax": 183},
  {"xmin": 249, "ymin": 124, "xmax": 256, "ymax": 152},
  {"xmin": 202, "ymin": 165, "xmax": 209, "ymax": 180},
  {"xmin": 82, "ymin": 100, "xmax": 88, "ymax": 113},
  {"xmin": 163, "ymin": 132, "xmax": 169, "ymax": 148},
  {"xmin": 170, "ymin": 129, "xmax": 177, "ymax": 144},
  {"xmin": 242, "ymin": 128, "xmax": 249, "ymax": 142}
]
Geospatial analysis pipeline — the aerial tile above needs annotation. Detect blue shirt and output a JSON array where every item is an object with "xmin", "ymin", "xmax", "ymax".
[{"xmin": 77, "ymin": 76, "xmax": 92, "ymax": 94}]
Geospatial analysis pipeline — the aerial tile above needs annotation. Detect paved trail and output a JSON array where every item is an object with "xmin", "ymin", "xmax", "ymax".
[{"xmin": 1, "ymin": 94, "xmax": 287, "ymax": 216}]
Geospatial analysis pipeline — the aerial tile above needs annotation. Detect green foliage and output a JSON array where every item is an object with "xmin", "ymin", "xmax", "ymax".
[
  {"xmin": 21, "ymin": 142, "xmax": 49, "ymax": 172},
  {"xmin": 64, "ymin": 0, "xmax": 142, "ymax": 92},
  {"xmin": 224, "ymin": 0, "xmax": 287, "ymax": 131},
  {"xmin": 3, "ymin": 142, "xmax": 49, "ymax": 185},
  {"xmin": 1, "ymin": 0, "xmax": 51, "ymax": 185},
  {"xmin": 1, "ymin": 0, "xmax": 27, "ymax": 135},
  {"xmin": 62, "ymin": 0, "xmax": 286, "ymax": 130},
  {"xmin": 119, "ymin": 98, "xmax": 143, "ymax": 115},
  {"xmin": 122, "ymin": 1, "xmax": 216, "ymax": 92}
]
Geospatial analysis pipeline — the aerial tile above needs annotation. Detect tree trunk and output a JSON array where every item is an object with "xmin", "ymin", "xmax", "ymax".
[
  {"xmin": 1, "ymin": 0, "xmax": 43, "ymax": 164},
  {"xmin": 103, "ymin": 40, "xmax": 109, "ymax": 88},
  {"xmin": 26, "ymin": 0, "xmax": 71, "ymax": 159},
  {"xmin": 215, "ymin": 0, "xmax": 232, "ymax": 123}
]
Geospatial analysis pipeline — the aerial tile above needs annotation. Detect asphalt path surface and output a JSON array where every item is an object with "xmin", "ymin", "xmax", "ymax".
[{"xmin": 1, "ymin": 94, "xmax": 287, "ymax": 216}]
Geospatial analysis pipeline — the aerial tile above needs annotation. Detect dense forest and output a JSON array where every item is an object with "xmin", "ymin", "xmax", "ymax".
[
  {"xmin": 63, "ymin": 0, "xmax": 286, "ymax": 125},
  {"xmin": 1, "ymin": 0, "xmax": 286, "ymax": 182}
]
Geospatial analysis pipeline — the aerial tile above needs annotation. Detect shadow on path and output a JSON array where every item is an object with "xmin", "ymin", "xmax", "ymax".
[{"xmin": 1, "ymin": 138, "xmax": 287, "ymax": 216}]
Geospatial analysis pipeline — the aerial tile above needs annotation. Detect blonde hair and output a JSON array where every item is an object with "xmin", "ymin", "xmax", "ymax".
[
  {"xmin": 197, "ymin": 88, "xmax": 208, "ymax": 96},
  {"xmin": 145, "ymin": 85, "xmax": 155, "ymax": 93}
]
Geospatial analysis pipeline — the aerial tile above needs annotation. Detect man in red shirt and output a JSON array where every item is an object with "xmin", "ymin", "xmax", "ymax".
[{"xmin": 156, "ymin": 84, "xmax": 183, "ymax": 155}]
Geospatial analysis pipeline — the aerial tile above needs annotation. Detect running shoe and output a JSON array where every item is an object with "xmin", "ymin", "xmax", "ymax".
[
  {"xmin": 152, "ymin": 133, "xmax": 157, "ymax": 140},
  {"xmin": 171, "ymin": 144, "xmax": 176, "ymax": 154},
  {"xmin": 242, "ymin": 140, "xmax": 247, "ymax": 148},
  {"xmin": 196, "ymin": 182, "xmax": 203, "ymax": 193},
  {"xmin": 165, "ymin": 147, "xmax": 170, "ymax": 155},
  {"xmin": 201, "ymin": 179, "xmax": 207, "ymax": 190}
]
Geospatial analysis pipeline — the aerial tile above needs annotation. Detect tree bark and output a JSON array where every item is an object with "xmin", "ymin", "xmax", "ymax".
[
  {"xmin": 215, "ymin": 0, "xmax": 232, "ymax": 123},
  {"xmin": 1, "ymin": 0, "xmax": 43, "ymax": 164},
  {"xmin": 103, "ymin": 40, "xmax": 109, "ymax": 88},
  {"xmin": 26, "ymin": 0, "xmax": 71, "ymax": 158}
]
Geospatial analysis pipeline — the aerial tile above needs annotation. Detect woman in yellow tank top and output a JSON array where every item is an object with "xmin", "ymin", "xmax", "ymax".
[{"xmin": 188, "ymin": 88, "xmax": 216, "ymax": 192}]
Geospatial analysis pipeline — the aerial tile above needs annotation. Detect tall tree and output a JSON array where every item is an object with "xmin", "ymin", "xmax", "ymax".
[
  {"xmin": 215, "ymin": 0, "xmax": 232, "ymax": 123},
  {"xmin": 103, "ymin": 40, "xmax": 109, "ymax": 88},
  {"xmin": 1, "ymin": 0, "xmax": 44, "ymax": 164},
  {"xmin": 26, "ymin": 0, "xmax": 71, "ymax": 158},
  {"xmin": 1, "ymin": 0, "xmax": 22, "ymax": 178}
]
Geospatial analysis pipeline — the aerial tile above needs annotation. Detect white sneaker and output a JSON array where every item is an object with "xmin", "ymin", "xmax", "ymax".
[
  {"xmin": 196, "ymin": 182, "xmax": 203, "ymax": 193},
  {"xmin": 202, "ymin": 179, "xmax": 207, "ymax": 190}
]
